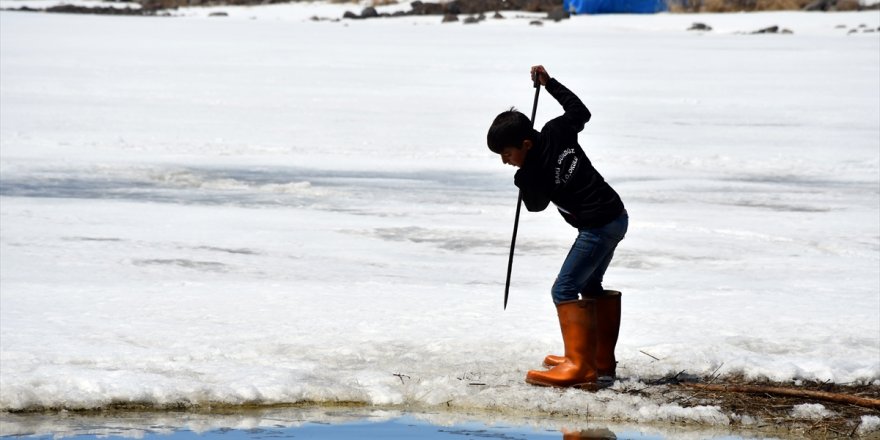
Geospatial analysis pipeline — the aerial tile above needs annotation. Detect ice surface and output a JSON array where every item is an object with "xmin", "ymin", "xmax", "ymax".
[{"xmin": 1, "ymin": 7, "xmax": 878, "ymax": 423}]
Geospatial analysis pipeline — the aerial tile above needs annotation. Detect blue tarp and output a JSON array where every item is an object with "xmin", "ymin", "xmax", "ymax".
[{"xmin": 563, "ymin": 0, "xmax": 667, "ymax": 13}]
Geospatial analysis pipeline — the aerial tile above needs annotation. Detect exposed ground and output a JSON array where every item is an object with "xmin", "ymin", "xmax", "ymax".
[{"xmin": 657, "ymin": 375, "xmax": 880, "ymax": 438}]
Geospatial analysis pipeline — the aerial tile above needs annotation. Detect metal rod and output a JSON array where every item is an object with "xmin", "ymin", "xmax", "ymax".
[{"xmin": 504, "ymin": 78, "xmax": 541, "ymax": 310}]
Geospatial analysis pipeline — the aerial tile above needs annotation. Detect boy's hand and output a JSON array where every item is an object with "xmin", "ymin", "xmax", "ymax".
[{"xmin": 531, "ymin": 65, "xmax": 550, "ymax": 86}]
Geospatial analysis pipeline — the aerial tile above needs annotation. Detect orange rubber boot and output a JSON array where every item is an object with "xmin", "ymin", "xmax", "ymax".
[
  {"xmin": 542, "ymin": 354, "xmax": 566, "ymax": 368},
  {"xmin": 543, "ymin": 291, "xmax": 621, "ymax": 378},
  {"xmin": 525, "ymin": 299, "xmax": 598, "ymax": 388},
  {"xmin": 595, "ymin": 290, "xmax": 621, "ymax": 378}
]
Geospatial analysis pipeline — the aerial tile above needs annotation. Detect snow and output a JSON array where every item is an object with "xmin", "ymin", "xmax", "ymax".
[
  {"xmin": 859, "ymin": 415, "xmax": 880, "ymax": 435},
  {"xmin": 789, "ymin": 403, "xmax": 833, "ymax": 420},
  {"xmin": 1, "ymin": 5, "xmax": 878, "ymax": 424}
]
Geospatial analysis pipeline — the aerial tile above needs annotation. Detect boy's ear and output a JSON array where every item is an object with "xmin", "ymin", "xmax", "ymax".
[{"xmin": 522, "ymin": 139, "xmax": 533, "ymax": 151}]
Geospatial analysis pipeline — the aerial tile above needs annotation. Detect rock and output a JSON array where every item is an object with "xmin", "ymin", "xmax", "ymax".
[
  {"xmin": 343, "ymin": 10, "xmax": 359, "ymax": 19},
  {"xmin": 310, "ymin": 15, "xmax": 338, "ymax": 22},
  {"xmin": 442, "ymin": 13, "xmax": 458, "ymax": 22},
  {"xmin": 781, "ymin": 28, "xmax": 793, "ymax": 34},
  {"xmin": 688, "ymin": 22, "xmax": 712, "ymax": 31},
  {"xmin": 425, "ymin": 3, "xmax": 445, "ymax": 13},
  {"xmin": 803, "ymin": 0, "xmax": 831, "ymax": 10},
  {"xmin": 44, "ymin": 4, "xmax": 147, "ymax": 15},
  {"xmin": 524, "ymin": 0, "xmax": 544, "ymax": 11},
  {"xmin": 462, "ymin": 15, "xmax": 479, "ymax": 23},
  {"xmin": 410, "ymin": 0, "xmax": 560, "ymax": 16},
  {"xmin": 139, "ymin": 0, "xmax": 188, "ymax": 11},
  {"xmin": 360, "ymin": 6, "xmax": 378, "ymax": 18},
  {"xmin": 547, "ymin": 7, "xmax": 570, "ymax": 21},
  {"xmin": 493, "ymin": 10, "xmax": 504, "ymax": 18},
  {"xmin": 529, "ymin": 19, "xmax": 543, "ymax": 25},
  {"xmin": 208, "ymin": 11, "xmax": 228, "ymax": 16},
  {"xmin": 477, "ymin": 12, "xmax": 486, "ymax": 20},
  {"xmin": 752, "ymin": 25, "xmax": 779, "ymax": 34},
  {"xmin": 410, "ymin": 0, "xmax": 444, "ymax": 14},
  {"xmin": 467, "ymin": 0, "xmax": 558, "ymax": 14},
  {"xmin": 392, "ymin": 10, "xmax": 408, "ymax": 16}
]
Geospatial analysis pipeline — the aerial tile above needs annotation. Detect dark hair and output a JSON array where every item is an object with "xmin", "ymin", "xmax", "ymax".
[{"xmin": 486, "ymin": 107, "xmax": 536, "ymax": 154}]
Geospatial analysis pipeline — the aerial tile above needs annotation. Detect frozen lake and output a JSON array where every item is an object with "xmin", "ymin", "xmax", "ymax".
[{"xmin": 1, "ymin": 5, "xmax": 878, "ymax": 430}]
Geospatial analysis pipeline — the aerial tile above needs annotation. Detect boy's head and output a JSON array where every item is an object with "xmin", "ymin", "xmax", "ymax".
[{"xmin": 487, "ymin": 107, "xmax": 536, "ymax": 168}]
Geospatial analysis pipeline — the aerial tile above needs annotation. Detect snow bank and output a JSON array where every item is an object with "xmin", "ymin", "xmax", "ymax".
[{"xmin": 1, "ymin": 7, "xmax": 878, "ymax": 421}]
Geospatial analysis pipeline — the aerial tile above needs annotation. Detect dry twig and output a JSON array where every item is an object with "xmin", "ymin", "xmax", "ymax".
[{"xmin": 639, "ymin": 350, "xmax": 660, "ymax": 361}]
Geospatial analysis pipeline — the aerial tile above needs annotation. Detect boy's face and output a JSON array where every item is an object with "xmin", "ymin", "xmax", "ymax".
[{"xmin": 499, "ymin": 140, "xmax": 533, "ymax": 168}]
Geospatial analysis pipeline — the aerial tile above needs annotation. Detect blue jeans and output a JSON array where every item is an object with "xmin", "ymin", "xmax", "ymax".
[{"xmin": 551, "ymin": 210, "xmax": 628, "ymax": 304}]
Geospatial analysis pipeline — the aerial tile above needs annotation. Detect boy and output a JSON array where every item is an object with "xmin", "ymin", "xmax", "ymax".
[{"xmin": 487, "ymin": 66, "xmax": 628, "ymax": 389}]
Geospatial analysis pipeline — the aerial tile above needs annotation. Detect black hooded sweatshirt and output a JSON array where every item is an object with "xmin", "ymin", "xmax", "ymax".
[{"xmin": 514, "ymin": 78, "xmax": 625, "ymax": 229}]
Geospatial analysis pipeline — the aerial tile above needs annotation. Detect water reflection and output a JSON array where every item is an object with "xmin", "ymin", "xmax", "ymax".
[
  {"xmin": 563, "ymin": 428, "xmax": 618, "ymax": 439},
  {"xmin": 0, "ymin": 408, "xmax": 745, "ymax": 440}
]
